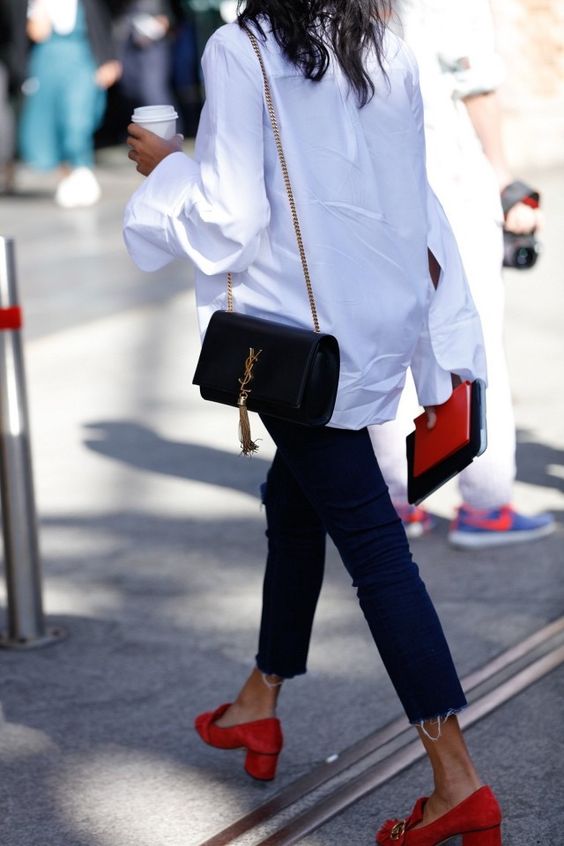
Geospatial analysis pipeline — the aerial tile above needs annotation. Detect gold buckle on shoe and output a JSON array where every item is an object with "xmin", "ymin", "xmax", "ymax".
[{"xmin": 390, "ymin": 820, "xmax": 407, "ymax": 840}]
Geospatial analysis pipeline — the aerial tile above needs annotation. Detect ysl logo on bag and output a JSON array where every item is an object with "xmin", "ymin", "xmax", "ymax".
[{"xmin": 237, "ymin": 347, "xmax": 262, "ymax": 455}]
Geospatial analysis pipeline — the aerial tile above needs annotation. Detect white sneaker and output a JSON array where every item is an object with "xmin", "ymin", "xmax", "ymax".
[{"xmin": 55, "ymin": 167, "xmax": 101, "ymax": 208}]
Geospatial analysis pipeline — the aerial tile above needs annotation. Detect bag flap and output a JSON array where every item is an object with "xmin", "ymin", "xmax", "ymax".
[{"xmin": 193, "ymin": 311, "xmax": 336, "ymax": 409}]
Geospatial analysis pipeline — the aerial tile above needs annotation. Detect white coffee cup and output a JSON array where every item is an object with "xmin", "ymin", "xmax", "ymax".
[{"xmin": 131, "ymin": 105, "xmax": 178, "ymax": 140}]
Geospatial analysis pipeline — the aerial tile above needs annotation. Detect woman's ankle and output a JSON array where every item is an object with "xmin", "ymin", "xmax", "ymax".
[
  {"xmin": 416, "ymin": 716, "xmax": 483, "ymax": 810},
  {"xmin": 235, "ymin": 684, "xmax": 280, "ymax": 717},
  {"xmin": 215, "ymin": 700, "xmax": 276, "ymax": 727},
  {"xmin": 242, "ymin": 668, "xmax": 283, "ymax": 706},
  {"xmin": 432, "ymin": 775, "xmax": 483, "ymax": 806},
  {"xmin": 214, "ymin": 668, "xmax": 283, "ymax": 727}
]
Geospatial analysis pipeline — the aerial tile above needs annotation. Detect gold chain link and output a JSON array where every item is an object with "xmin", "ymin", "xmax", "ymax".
[
  {"xmin": 227, "ymin": 29, "xmax": 321, "ymax": 334},
  {"xmin": 227, "ymin": 271, "xmax": 234, "ymax": 312}
]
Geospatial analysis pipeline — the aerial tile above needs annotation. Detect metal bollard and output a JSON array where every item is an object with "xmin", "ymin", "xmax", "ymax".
[{"xmin": 0, "ymin": 236, "xmax": 64, "ymax": 648}]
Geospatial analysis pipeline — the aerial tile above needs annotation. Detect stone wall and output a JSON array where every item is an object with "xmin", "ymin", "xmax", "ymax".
[{"xmin": 492, "ymin": 0, "xmax": 564, "ymax": 168}]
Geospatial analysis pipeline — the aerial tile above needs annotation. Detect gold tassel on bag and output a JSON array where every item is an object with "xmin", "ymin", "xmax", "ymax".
[{"xmin": 237, "ymin": 348, "xmax": 262, "ymax": 455}]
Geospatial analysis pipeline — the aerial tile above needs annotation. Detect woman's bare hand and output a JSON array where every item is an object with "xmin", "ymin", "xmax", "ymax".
[
  {"xmin": 127, "ymin": 125, "xmax": 184, "ymax": 176},
  {"xmin": 504, "ymin": 201, "xmax": 543, "ymax": 235},
  {"xmin": 26, "ymin": 0, "xmax": 52, "ymax": 42}
]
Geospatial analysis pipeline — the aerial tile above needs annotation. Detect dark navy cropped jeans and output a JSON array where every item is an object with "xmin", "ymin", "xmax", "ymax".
[{"xmin": 256, "ymin": 415, "xmax": 467, "ymax": 725}]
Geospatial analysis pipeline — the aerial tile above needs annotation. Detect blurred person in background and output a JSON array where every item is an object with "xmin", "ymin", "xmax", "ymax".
[
  {"xmin": 0, "ymin": 0, "xmax": 27, "ymax": 193},
  {"xmin": 168, "ymin": 0, "xmax": 235, "ymax": 136},
  {"xmin": 113, "ymin": 0, "xmax": 176, "ymax": 113},
  {"xmin": 0, "ymin": 4, "xmax": 16, "ymax": 194},
  {"xmin": 179, "ymin": 0, "xmax": 223, "ymax": 66},
  {"xmin": 169, "ymin": 0, "xmax": 233, "ymax": 136},
  {"xmin": 19, "ymin": 0, "xmax": 121, "ymax": 208},
  {"xmin": 170, "ymin": 1, "xmax": 200, "ymax": 137},
  {"xmin": 369, "ymin": 0, "xmax": 555, "ymax": 548}
]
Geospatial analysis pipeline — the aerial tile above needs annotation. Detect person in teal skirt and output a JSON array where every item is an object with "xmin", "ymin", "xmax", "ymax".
[{"xmin": 19, "ymin": 0, "xmax": 121, "ymax": 207}]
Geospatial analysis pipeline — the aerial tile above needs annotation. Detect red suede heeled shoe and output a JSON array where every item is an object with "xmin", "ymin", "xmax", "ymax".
[
  {"xmin": 194, "ymin": 703, "xmax": 283, "ymax": 781},
  {"xmin": 376, "ymin": 785, "xmax": 502, "ymax": 845}
]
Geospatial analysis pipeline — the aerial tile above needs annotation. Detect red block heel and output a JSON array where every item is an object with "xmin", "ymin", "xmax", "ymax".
[
  {"xmin": 194, "ymin": 703, "xmax": 283, "ymax": 782},
  {"xmin": 245, "ymin": 749, "xmax": 280, "ymax": 781},
  {"xmin": 376, "ymin": 786, "xmax": 502, "ymax": 845},
  {"xmin": 463, "ymin": 827, "xmax": 502, "ymax": 846}
]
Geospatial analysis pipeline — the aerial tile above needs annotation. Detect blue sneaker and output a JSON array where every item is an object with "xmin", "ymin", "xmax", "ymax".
[{"xmin": 448, "ymin": 504, "xmax": 555, "ymax": 549}]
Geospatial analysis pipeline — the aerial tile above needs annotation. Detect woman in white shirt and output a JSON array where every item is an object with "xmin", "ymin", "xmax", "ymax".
[{"xmin": 124, "ymin": 2, "xmax": 501, "ymax": 843}]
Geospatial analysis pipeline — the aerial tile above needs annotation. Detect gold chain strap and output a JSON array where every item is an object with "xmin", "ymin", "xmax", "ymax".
[{"xmin": 226, "ymin": 28, "xmax": 320, "ymax": 334}]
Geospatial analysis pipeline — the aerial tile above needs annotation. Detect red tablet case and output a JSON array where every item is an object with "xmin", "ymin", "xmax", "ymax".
[{"xmin": 412, "ymin": 381, "xmax": 472, "ymax": 477}]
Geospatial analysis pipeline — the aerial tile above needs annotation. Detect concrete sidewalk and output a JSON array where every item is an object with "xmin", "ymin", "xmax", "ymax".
[{"xmin": 0, "ymin": 154, "xmax": 563, "ymax": 846}]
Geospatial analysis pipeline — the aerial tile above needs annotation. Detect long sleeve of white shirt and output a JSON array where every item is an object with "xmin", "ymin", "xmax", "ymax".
[
  {"xmin": 124, "ymin": 35, "xmax": 270, "ymax": 276},
  {"xmin": 124, "ymin": 24, "xmax": 486, "ymax": 428}
]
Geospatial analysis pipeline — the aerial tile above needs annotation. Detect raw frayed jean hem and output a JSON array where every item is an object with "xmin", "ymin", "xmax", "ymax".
[
  {"xmin": 255, "ymin": 658, "xmax": 307, "ymax": 681},
  {"xmin": 410, "ymin": 704, "xmax": 467, "ymax": 741}
]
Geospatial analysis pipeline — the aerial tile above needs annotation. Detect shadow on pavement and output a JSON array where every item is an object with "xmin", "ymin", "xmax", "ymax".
[
  {"xmin": 1, "ymin": 499, "xmax": 562, "ymax": 845},
  {"xmin": 0, "ymin": 613, "xmax": 280, "ymax": 846},
  {"xmin": 0, "ymin": 501, "xmax": 379, "ymax": 846},
  {"xmin": 83, "ymin": 420, "xmax": 270, "ymax": 499},
  {"xmin": 83, "ymin": 421, "xmax": 564, "ymax": 514},
  {"xmin": 515, "ymin": 430, "xmax": 564, "ymax": 504}
]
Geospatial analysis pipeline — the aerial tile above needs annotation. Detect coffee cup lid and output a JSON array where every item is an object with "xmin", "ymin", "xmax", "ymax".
[
  {"xmin": 131, "ymin": 113, "xmax": 178, "ymax": 124},
  {"xmin": 132, "ymin": 105, "xmax": 177, "ymax": 118}
]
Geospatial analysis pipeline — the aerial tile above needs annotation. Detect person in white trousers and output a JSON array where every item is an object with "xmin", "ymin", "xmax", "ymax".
[{"xmin": 369, "ymin": 0, "xmax": 555, "ymax": 548}]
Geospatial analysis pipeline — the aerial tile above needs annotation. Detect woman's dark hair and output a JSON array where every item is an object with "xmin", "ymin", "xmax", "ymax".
[{"xmin": 237, "ymin": 1, "xmax": 392, "ymax": 106}]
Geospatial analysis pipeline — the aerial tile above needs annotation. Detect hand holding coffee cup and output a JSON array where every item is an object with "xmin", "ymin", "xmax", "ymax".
[{"xmin": 128, "ymin": 105, "xmax": 183, "ymax": 176}]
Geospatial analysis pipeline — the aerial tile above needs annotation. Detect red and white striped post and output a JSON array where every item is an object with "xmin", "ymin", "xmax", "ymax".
[{"xmin": 0, "ymin": 236, "xmax": 64, "ymax": 648}]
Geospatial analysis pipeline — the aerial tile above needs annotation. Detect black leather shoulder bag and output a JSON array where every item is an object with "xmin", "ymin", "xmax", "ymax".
[{"xmin": 192, "ymin": 28, "xmax": 340, "ymax": 454}]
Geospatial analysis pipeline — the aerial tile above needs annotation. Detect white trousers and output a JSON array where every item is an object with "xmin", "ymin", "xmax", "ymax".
[{"xmin": 370, "ymin": 141, "xmax": 516, "ymax": 510}]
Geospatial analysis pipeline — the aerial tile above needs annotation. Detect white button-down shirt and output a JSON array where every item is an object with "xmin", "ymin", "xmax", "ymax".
[{"xmin": 123, "ymin": 22, "xmax": 486, "ymax": 429}]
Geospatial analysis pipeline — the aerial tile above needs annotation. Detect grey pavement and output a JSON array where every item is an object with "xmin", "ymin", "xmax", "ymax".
[{"xmin": 0, "ymin": 150, "xmax": 563, "ymax": 846}]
